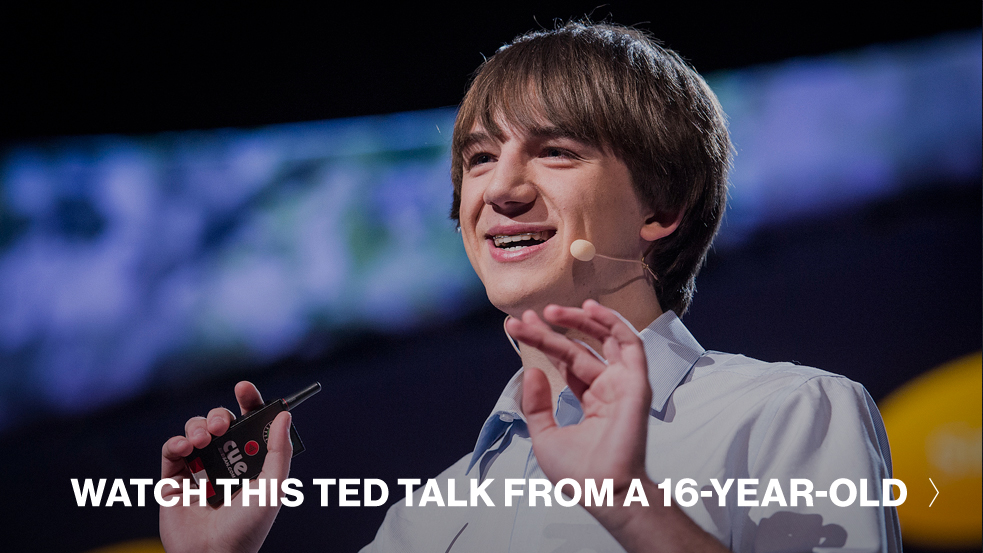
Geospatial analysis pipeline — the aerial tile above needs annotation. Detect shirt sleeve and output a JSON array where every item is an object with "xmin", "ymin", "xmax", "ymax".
[{"xmin": 732, "ymin": 375, "xmax": 903, "ymax": 553}]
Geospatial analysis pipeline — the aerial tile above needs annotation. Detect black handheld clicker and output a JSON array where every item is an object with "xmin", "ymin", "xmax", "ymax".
[{"xmin": 184, "ymin": 382, "xmax": 321, "ymax": 506}]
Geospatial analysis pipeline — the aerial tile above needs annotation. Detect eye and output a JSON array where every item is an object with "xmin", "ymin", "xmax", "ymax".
[
  {"xmin": 542, "ymin": 146, "xmax": 580, "ymax": 161},
  {"xmin": 467, "ymin": 152, "xmax": 494, "ymax": 168}
]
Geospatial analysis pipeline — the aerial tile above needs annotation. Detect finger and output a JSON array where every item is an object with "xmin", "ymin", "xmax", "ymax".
[
  {"xmin": 581, "ymin": 300, "xmax": 648, "ymax": 368},
  {"xmin": 235, "ymin": 381, "xmax": 265, "ymax": 415},
  {"xmin": 520, "ymin": 309, "xmax": 601, "ymax": 391},
  {"xmin": 580, "ymin": 300, "xmax": 642, "ymax": 345},
  {"xmin": 521, "ymin": 367, "xmax": 558, "ymax": 440},
  {"xmin": 206, "ymin": 407, "xmax": 236, "ymax": 437},
  {"xmin": 506, "ymin": 312, "xmax": 600, "ymax": 393},
  {"xmin": 540, "ymin": 302, "xmax": 645, "ymax": 368},
  {"xmin": 259, "ymin": 411, "xmax": 293, "ymax": 485},
  {"xmin": 184, "ymin": 416, "xmax": 212, "ymax": 449},
  {"xmin": 541, "ymin": 304, "xmax": 611, "ymax": 342},
  {"xmin": 162, "ymin": 435, "xmax": 194, "ymax": 480}
]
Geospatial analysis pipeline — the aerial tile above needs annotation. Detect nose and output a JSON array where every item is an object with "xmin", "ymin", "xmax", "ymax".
[{"xmin": 483, "ymin": 150, "xmax": 537, "ymax": 217}]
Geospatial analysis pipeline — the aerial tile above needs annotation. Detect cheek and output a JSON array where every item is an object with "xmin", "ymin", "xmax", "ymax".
[
  {"xmin": 458, "ymin": 181, "xmax": 485, "ymax": 252},
  {"xmin": 458, "ymin": 186, "xmax": 479, "ymax": 234},
  {"xmin": 459, "ymin": 173, "xmax": 482, "ymax": 209},
  {"xmin": 459, "ymin": 184, "xmax": 478, "ymax": 217},
  {"xmin": 564, "ymin": 177, "xmax": 618, "ymax": 219},
  {"xmin": 598, "ymin": 164, "xmax": 643, "ymax": 211}
]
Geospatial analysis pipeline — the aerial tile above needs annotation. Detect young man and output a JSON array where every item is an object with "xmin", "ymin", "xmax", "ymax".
[{"xmin": 161, "ymin": 22, "xmax": 901, "ymax": 552}]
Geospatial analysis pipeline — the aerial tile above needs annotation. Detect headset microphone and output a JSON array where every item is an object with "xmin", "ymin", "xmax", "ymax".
[
  {"xmin": 569, "ymin": 239, "xmax": 597, "ymax": 261},
  {"xmin": 570, "ymin": 239, "xmax": 657, "ymax": 280}
]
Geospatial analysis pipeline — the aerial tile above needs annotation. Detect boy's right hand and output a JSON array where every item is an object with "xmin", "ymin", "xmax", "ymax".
[{"xmin": 159, "ymin": 381, "xmax": 293, "ymax": 553}]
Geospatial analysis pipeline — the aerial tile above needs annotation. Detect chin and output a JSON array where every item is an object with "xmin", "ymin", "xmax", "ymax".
[
  {"xmin": 486, "ymin": 285, "xmax": 578, "ymax": 319},
  {"xmin": 485, "ymin": 287, "xmax": 545, "ymax": 318},
  {"xmin": 478, "ymin": 263, "xmax": 582, "ymax": 315}
]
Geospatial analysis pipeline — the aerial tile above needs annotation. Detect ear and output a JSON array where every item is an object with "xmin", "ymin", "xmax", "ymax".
[{"xmin": 640, "ymin": 210, "xmax": 683, "ymax": 242}]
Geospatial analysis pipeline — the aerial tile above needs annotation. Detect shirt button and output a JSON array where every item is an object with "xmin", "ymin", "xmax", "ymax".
[{"xmin": 499, "ymin": 413, "xmax": 514, "ymax": 423}]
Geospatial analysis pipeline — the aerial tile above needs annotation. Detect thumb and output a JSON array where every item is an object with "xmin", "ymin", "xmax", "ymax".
[
  {"xmin": 259, "ymin": 411, "xmax": 293, "ymax": 482},
  {"xmin": 522, "ymin": 367, "xmax": 558, "ymax": 439}
]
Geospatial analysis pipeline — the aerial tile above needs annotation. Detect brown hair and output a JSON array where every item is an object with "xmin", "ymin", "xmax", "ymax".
[{"xmin": 450, "ymin": 21, "xmax": 731, "ymax": 316}]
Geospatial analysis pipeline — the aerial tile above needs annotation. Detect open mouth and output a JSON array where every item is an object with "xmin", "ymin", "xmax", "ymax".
[{"xmin": 491, "ymin": 230, "xmax": 555, "ymax": 251}]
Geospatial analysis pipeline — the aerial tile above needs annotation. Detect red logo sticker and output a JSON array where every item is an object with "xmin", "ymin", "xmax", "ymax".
[{"xmin": 244, "ymin": 440, "xmax": 259, "ymax": 456}]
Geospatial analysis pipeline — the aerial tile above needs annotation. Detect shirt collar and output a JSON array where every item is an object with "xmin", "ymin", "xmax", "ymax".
[
  {"xmin": 467, "ymin": 309, "xmax": 705, "ymax": 473},
  {"xmin": 467, "ymin": 369, "xmax": 525, "ymax": 474},
  {"xmin": 639, "ymin": 310, "xmax": 705, "ymax": 411}
]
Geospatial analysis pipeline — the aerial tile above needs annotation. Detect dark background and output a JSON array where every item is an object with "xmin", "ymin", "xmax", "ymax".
[
  {"xmin": 0, "ymin": 2, "xmax": 979, "ymax": 552},
  {"xmin": 2, "ymin": 2, "xmax": 979, "ymax": 142}
]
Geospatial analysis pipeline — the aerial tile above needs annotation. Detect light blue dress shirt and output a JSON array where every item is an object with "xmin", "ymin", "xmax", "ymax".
[{"xmin": 361, "ymin": 311, "xmax": 902, "ymax": 552}]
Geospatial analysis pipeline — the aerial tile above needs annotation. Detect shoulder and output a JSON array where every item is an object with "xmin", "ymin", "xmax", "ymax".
[
  {"xmin": 672, "ymin": 351, "xmax": 888, "ymax": 467},
  {"xmin": 689, "ymin": 350, "xmax": 870, "ymax": 405},
  {"xmin": 682, "ymin": 355, "xmax": 901, "ymax": 552}
]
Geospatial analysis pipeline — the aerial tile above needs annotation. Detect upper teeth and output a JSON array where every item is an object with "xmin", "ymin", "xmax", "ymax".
[{"xmin": 493, "ymin": 231, "xmax": 551, "ymax": 247}]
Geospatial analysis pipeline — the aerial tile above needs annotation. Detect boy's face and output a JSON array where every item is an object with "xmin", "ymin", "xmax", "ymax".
[{"xmin": 458, "ymin": 116, "xmax": 654, "ymax": 317}]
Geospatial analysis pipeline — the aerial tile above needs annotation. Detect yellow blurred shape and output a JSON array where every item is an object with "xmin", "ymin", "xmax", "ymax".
[
  {"xmin": 880, "ymin": 351, "xmax": 982, "ymax": 548},
  {"xmin": 83, "ymin": 538, "xmax": 164, "ymax": 553}
]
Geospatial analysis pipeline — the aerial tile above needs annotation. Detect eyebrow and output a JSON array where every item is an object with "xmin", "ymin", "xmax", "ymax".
[
  {"xmin": 458, "ymin": 125, "xmax": 588, "ymax": 153},
  {"xmin": 526, "ymin": 125, "xmax": 584, "ymax": 143},
  {"xmin": 457, "ymin": 131, "xmax": 493, "ymax": 155}
]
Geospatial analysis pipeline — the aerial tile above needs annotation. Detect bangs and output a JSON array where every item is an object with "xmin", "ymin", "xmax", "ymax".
[
  {"xmin": 465, "ymin": 62, "xmax": 608, "ymax": 149},
  {"xmin": 453, "ymin": 31, "xmax": 634, "ymax": 163}
]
